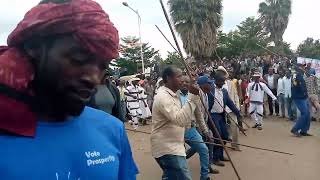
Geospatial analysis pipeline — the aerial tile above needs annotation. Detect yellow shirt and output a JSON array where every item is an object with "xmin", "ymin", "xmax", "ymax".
[{"xmin": 224, "ymin": 79, "xmax": 240, "ymax": 113}]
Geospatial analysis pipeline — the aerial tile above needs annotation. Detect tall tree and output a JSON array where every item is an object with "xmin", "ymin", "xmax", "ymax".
[
  {"xmin": 116, "ymin": 36, "xmax": 159, "ymax": 75},
  {"xmin": 216, "ymin": 17, "xmax": 270, "ymax": 58},
  {"xmin": 168, "ymin": 0, "xmax": 222, "ymax": 60},
  {"xmin": 258, "ymin": 0, "xmax": 292, "ymax": 46},
  {"xmin": 297, "ymin": 38, "xmax": 320, "ymax": 59}
]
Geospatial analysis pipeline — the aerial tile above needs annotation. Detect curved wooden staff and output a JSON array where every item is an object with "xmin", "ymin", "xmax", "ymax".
[{"xmin": 158, "ymin": 0, "xmax": 241, "ymax": 179}]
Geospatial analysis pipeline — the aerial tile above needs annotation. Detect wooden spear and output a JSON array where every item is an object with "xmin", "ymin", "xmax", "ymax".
[{"xmin": 126, "ymin": 128, "xmax": 294, "ymax": 156}]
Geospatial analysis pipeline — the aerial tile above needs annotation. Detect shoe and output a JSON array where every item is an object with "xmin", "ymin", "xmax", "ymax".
[
  {"xmin": 142, "ymin": 119, "xmax": 147, "ymax": 125},
  {"xmin": 252, "ymin": 123, "xmax": 259, "ymax": 128},
  {"xmin": 276, "ymin": 114, "xmax": 279, "ymax": 116},
  {"xmin": 209, "ymin": 166, "xmax": 220, "ymax": 174},
  {"xmin": 300, "ymin": 132, "xmax": 313, "ymax": 136},
  {"xmin": 290, "ymin": 130, "xmax": 301, "ymax": 137},
  {"xmin": 257, "ymin": 125, "xmax": 263, "ymax": 130},
  {"xmin": 281, "ymin": 116, "xmax": 285, "ymax": 118},
  {"xmin": 213, "ymin": 160, "xmax": 225, "ymax": 167},
  {"xmin": 311, "ymin": 117, "xmax": 316, "ymax": 121},
  {"xmin": 239, "ymin": 127, "xmax": 247, "ymax": 132},
  {"xmin": 205, "ymin": 177, "xmax": 212, "ymax": 180},
  {"xmin": 221, "ymin": 157, "xmax": 230, "ymax": 162}
]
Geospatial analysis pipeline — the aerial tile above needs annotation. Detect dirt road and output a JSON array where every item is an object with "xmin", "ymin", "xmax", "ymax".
[{"xmin": 127, "ymin": 117, "xmax": 320, "ymax": 180}]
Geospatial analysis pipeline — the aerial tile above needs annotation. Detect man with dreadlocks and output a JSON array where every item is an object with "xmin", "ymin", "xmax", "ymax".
[
  {"xmin": 247, "ymin": 72, "xmax": 277, "ymax": 130},
  {"xmin": 0, "ymin": 0, "xmax": 138, "ymax": 179}
]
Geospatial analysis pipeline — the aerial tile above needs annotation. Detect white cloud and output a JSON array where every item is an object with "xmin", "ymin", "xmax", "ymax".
[{"xmin": 0, "ymin": 0, "xmax": 319, "ymax": 57}]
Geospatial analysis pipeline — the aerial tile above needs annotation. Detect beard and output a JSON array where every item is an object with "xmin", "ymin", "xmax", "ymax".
[{"xmin": 32, "ymin": 78, "xmax": 86, "ymax": 121}]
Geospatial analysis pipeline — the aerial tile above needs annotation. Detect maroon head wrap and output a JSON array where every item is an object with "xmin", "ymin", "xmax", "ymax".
[{"xmin": 0, "ymin": 0, "xmax": 119, "ymax": 136}]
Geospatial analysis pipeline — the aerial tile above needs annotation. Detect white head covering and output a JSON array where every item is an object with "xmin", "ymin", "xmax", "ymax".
[
  {"xmin": 156, "ymin": 78, "xmax": 163, "ymax": 88},
  {"xmin": 129, "ymin": 77, "xmax": 140, "ymax": 83},
  {"xmin": 216, "ymin": 66, "xmax": 229, "ymax": 78},
  {"xmin": 252, "ymin": 72, "xmax": 261, "ymax": 77}
]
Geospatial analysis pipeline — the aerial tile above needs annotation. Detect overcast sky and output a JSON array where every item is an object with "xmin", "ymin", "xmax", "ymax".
[{"xmin": 0, "ymin": 0, "xmax": 319, "ymax": 57}]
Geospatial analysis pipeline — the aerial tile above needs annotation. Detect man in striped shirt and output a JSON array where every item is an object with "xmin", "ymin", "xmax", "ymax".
[{"xmin": 125, "ymin": 78, "xmax": 143, "ymax": 129}]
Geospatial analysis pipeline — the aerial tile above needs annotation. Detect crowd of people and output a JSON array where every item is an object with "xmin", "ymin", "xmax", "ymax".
[
  {"xmin": 0, "ymin": 0, "xmax": 319, "ymax": 180},
  {"xmin": 88, "ymin": 54, "xmax": 318, "ymax": 179}
]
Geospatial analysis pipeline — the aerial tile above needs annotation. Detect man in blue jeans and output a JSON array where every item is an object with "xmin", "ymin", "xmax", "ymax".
[
  {"xmin": 180, "ymin": 76, "xmax": 218, "ymax": 180},
  {"xmin": 291, "ymin": 65, "xmax": 312, "ymax": 136}
]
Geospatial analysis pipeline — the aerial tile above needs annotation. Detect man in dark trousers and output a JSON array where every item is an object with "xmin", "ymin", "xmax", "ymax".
[
  {"xmin": 208, "ymin": 70, "xmax": 242, "ymax": 167},
  {"xmin": 0, "ymin": 0, "xmax": 138, "ymax": 179},
  {"xmin": 264, "ymin": 68, "xmax": 280, "ymax": 116}
]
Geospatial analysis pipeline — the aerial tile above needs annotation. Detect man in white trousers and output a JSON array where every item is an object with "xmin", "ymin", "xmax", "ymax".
[
  {"xmin": 125, "ymin": 77, "xmax": 143, "ymax": 129},
  {"xmin": 247, "ymin": 72, "xmax": 277, "ymax": 130}
]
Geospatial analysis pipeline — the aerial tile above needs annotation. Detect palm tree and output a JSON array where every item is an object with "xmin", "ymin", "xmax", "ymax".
[
  {"xmin": 168, "ymin": 0, "xmax": 223, "ymax": 60},
  {"xmin": 258, "ymin": 0, "xmax": 292, "ymax": 47}
]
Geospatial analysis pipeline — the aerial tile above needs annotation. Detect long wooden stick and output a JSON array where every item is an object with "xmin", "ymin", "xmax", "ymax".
[
  {"xmin": 212, "ymin": 95, "xmax": 251, "ymax": 130},
  {"xmin": 155, "ymin": 25, "xmax": 178, "ymax": 52},
  {"xmin": 226, "ymin": 113, "xmax": 247, "ymax": 136},
  {"xmin": 185, "ymin": 139, "xmax": 233, "ymax": 149},
  {"xmin": 155, "ymin": 24, "xmax": 250, "ymax": 133},
  {"xmin": 159, "ymin": 1, "xmax": 241, "ymax": 179},
  {"xmin": 209, "ymin": 137, "xmax": 294, "ymax": 156},
  {"xmin": 126, "ymin": 128, "xmax": 294, "ymax": 155},
  {"xmin": 256, "ymin": 43, "xmax": 280, "ymax": 57}
]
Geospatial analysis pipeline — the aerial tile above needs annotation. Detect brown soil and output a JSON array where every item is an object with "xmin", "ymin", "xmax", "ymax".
[{"xmin": 127, "ymin": 117, "xmax": 320, "ymax": 180}]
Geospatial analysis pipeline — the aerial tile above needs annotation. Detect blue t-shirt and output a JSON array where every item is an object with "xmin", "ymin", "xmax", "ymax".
[{"xmin": 0, "ymin": 107, "xmax": 138, "ymax": 180}]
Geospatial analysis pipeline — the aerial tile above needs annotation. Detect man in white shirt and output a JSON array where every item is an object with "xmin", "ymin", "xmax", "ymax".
[
  {"xmin": 248, "ymin": 72, "xmax": 277, "ymax": 130},
  {"xmin": 151, "ymin": 66, "xmax": 200, "ymax": 180},
  {"xmin": 208, "ymin": 70, "xmax": 241, "ymax": 166},
  {"xmin": 283, "ymin": 69, "xmax": 297, "ymax": 121},
  {"xmin": 277, "ymin": 70, "xmax": 286, "ymax": 118}
]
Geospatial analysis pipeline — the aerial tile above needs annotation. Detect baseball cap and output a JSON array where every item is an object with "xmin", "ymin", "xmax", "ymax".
[{"xmin": 197, "ymin": 75, "xmax": 213, "ymax": 86}]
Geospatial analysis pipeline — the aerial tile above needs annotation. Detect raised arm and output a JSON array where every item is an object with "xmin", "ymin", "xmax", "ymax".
[{"xmin": 157, "ymin": 94, "xmax": 199, "ymax": 127}]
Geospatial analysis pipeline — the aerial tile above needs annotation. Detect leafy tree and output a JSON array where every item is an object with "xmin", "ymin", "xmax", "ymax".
[
  {"xmin": 237, "ymin": 17, "xmax": 269, "ymax": 55},
  {"xmin": 168, "ymin": 0, "xmax": 222, "ymax": 60},
  {"xmin": 258, "ymin": 0, "xmax": 292, "ymax": 46},
  {"xmin": 297, "ymin": 38, "xmax": 320, "ymax": 59},
  {"xmin": 115, "ymin": 36, "xmax": 159, "ymax": 75},
  {"xmin": 163, "ymin": 52, "xmax": 184, "ymax": 68},
  {"xmin": 216, "ymin": 17, "xmax": 269, "ymax": 58}
]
